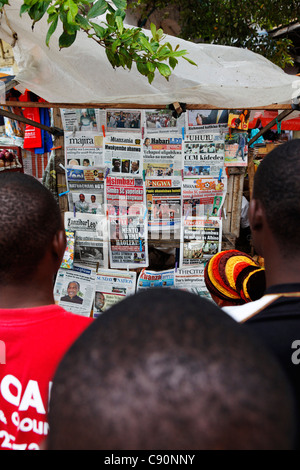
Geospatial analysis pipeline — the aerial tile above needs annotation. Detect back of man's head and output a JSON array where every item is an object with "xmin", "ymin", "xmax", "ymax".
[
  {"xmin": 48, "ymin": 288, "xmax": 296, "ymax": 450},
  {"xmin": 252, "ymin": 139, "xmax": 300, "ymax": 257},
  {"xmin": 0, "ymin": 172, "xmax": 62, "ymax": 284}
]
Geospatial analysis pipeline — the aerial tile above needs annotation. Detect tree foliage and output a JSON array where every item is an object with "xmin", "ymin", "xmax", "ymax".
[
  {"xmin": 131, "ymin": 0, "xmax": 300, "ymax": 68},
  {"xmin": 0, "ymin": 0, "xmax": 196, "ymax": 83}
]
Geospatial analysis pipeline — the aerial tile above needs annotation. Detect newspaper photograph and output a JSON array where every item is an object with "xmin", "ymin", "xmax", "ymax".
[
  {"xmin": 228, "ymin": 109, "xmax": 251, "ymax": 131},
  {"xmin": 64, "ymin": 211, "xmax": 108, "ymax": 269},
  {"xmin": 146, "ymin": 177, "xmax": 182, "ymax": 239},
  {"xmin": 186, "ymin": 109, "xmax": 229, "ymax": 132},
  {"xmin": 60, "ymin": 108, "xmax": 103, "ymax": 132},
  {"xmin": 183, "ymin": 133, "xmax": 225, "ymax": 178},
  {"xmin": 137, "ymin": 268, "xmax": 175, "ymax": 290},
  {"xmin": 104, "ymin": 133, "xmax": 142, "ymax": 177},
  {"xmin": 182, "ymin": 176, "xmax": 227, "ymax": 218},
  {"xmin": 106, "ymin": 109, "xmax": 141, "ymax": 132},
  {"xmin": 143, "ymin": 133, "xmax": 183, "ymax": 177},
  {"xmin": 224, "ymin": 130, "xmax": 248, "ymax": 167},
  {"xmin": 65, "ymin": 131, "xmax": 104, "ymax": 167},
  {"xmin": 105, "ymin": 175, "xmax": 145, "ymax": 217},
  {"xmin": 109, "ymin": 214, "xmax": 148, "ymax": 269},
  {"xmin": 66, "ymin": 166, "xmax": 105, "ymax": 215},
  {"xmin": 93, "ymin": 268, "xmax": 137, "ymax": 317},
  {"xmin": 143, "ymin": 109, "xmax": 185, "ymax": 133},
  {"xmin": 180, "ymin": 216, "xmax": 222, "ymax": 267},
  {"xmin": 54, "ymin": 264, "xmax": 97, "ymax": 317},
  {"xmin": 174, "ymin": 266, "xmax": 212, "ymax": 300}
]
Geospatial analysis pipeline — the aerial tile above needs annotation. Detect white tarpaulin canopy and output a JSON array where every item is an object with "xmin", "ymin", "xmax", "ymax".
[{"xmin": 1, "ymin": 1, "xmax": 300, "ymax": 108}]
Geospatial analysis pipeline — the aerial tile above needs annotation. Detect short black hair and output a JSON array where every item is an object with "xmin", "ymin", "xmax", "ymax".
[
  {"xmin": 252, "ymin": 139, "xmax": 300, "ymax": 256},
  {"xmin": 48, "ymin": 288, "xmax": 295, "ymax": 450},
  {"xmin": 0, "ymin": 172, "xmax": 62, "ymax": 283}
]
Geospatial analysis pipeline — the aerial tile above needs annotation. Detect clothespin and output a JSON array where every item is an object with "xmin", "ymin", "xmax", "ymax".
[
  {"xmin": 105, "ymin": 168, "xmax": 109, "ymax": 179},
  {"xmin": 175, "ymin": 261, "xmax": 178, "ymax": 273},
  {"xmin": 102, "ymin": 125, "xmax": 106, "ymax": 137},
  {"xmin": 276, "ymin": 118, "xmax": 281, "ymax": 134},
  {"xmin": 73, "ymin": 203, "xmax": 76, "ymax": 217},
  {"xmin": 142, "ymin": 126, "xmax": 144, "ymax": 140},
  {"xmin": 181, "ymin": 169, "xmax": 184, "ymax": 181},
  {"xmin": 218, "ymin": 168, "xmax": 223, "ymax": 182},
  {"xmin": 182, "ymin": 126, "xmax": 185, "ymax": 140},
  {"xmin": 142, "ymin": 170, "xmax": 145, "ymax": 181},
  {"xmin": 139, "ymin": 238, "xmax": 143, "ymax": 251},
  {"xmin": 59, "ymin": 190, "xmax": 69, "ymax": 197},
  {"xmin": 143, "ymin": 207, "xmax": 148, "ymax": 221}
]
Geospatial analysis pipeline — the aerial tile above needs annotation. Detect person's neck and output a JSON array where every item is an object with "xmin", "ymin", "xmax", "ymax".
[
  {"xmin": 0, "ymin": 277, "xmax": 55, "ymax": 309},
  {"xmin": 264, "ymin": 252, "xmax": 300, "ymax": 289}
]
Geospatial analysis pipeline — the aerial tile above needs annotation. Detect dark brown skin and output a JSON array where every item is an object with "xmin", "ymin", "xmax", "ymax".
[
  {"xmin": 0, "ymin": 229, "xmax": 66, "ymax": 309},
  {"xmin": 249, "ymin": 198, "xmax": 300, "ymax": 289}
]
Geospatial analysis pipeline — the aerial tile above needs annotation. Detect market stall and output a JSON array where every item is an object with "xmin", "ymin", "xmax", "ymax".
[{"xmin": 1, "ymin": 1, "xmax": 300, "ymax": 316}]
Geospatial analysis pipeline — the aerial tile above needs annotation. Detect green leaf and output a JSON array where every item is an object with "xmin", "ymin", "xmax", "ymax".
[
  {"xmin": 75, "ymin": 14, "xmax": 90, "ymax": 30},
  {"xmin": 115, "ymin": 15, "xmax": 123, "ymax": 34},
  {"xmin": 139, "ymin": 35, "xmax": 153, "ymax": 54},
  {"xmin": 90, "ymin": 21, "xmax": 106, "ymax": 38},
  {"xmin": 169, "ymin": 56, "xmax": 178, "ymax": 69},
  {"xmin": 20, "ymin": 3, "xmax": 31, "ymax": 15},
  {"xmin": 111, "ymin": 0, "xmax": 127, "ymax": 9},
  {"xmin": 147, "ymin": 71, "xmax": 155, "ymax": 84},
  {"xmin": 150, "ymin": 22, "xmax": 157, "ymax": 38},
  {"xmin": 87, "ymin": 0, "xmax": 108, "ymax": 19},
  {"xmin": 156, "ymin": 62, "xmax": 171, "ymax": 78},
  {"xmin": 46, "ymin": 14, "xmax": 58, "ymax": 46},
  {"xmin": 182, "ymin": 56, "xmax": 198, "ymax": 66},
  {"xmin": 59, "ymin": 30, "xmax": 77, "ymax": 48}
]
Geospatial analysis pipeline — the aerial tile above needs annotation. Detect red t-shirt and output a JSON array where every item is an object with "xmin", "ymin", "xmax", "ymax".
[{"xmin": 0, "ymin": 304, "xmax": 93, "ymax": 450}]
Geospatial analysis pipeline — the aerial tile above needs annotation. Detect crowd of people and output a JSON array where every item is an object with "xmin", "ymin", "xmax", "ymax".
[{"xmin": 1, "ymin": 139, "xmax": 300, "ymax": 450}]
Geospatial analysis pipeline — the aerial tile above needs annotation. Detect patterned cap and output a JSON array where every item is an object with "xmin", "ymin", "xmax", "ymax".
[{"xmin": 204, "ymin": 250, "xmax": 266, "ymax": 305}]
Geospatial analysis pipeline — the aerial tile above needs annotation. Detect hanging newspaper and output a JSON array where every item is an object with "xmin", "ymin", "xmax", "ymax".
[
  {"xmin": 143, "ymin": 109, "xmax": 185, "ymax": 134},
  {"xmin": 64, "ymin": 131, "xmax": 104, "ymax": 167},
  {"xmin": 106, "ymin": 175, "xmax": 148, "ymax": 269},
  {"xmin": 186, "ymin": 109, "xmax": 229, "ymax": 132},
  {"xmin": 54, "ymin": 264, "xmax": 97, "ymax": 317},
  {"xmin": 182, "ymin": 176, "xmax": 227, "ymax": 218},
  {"xmin": 60, "ymin": 108, "xmax": 103, "ymax": 132},
  {"xmin": 93, "ymin": 268, "xmax": 137, "ymax": 317},
  {"xmin": 137, "ymin": 268, "xmax": 175, "ymax": 290},
  {"xmin": 105, "ymin": 109, "xmax": 142, "ymax": 132},
  {"xmin": 174, "ymin": 266, "xmax": 212, "ymax": 300},
  {"xmin": 143, "ymin": 133, "xmax": 182, "ymax": 177},
  {"xmin": 104, "ymin": 133, "xmax": 142, "ymax": 177},
  {"xmin": 180, "ymin": 216, "xmax": 222, "ymax": 267},
  {"xmin": 146, "ymin": 176, "xmax": 182, "ymax": 240},
  {"xmin": 60, "ymin": 231, "xmax": 75, "ymax": 270},
  {"xmin": 66, "ymin": 166, "xmax": 105, "ymax": 215},
  {"xmin": 224, "ymin": 130, "xmax": 248, "ymax": 167},
  {"xmin": 183, "ymin": 133, "xmax": 225, "ymax": 179},
  {"xmin": 64, "ymin": 211, "xmax": 108, "ymax": 269}
]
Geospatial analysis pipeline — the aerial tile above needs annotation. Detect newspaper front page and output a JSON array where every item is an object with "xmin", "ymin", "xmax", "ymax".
[
  {"xmin": 106, "ymin": 176, "xmax": 148, "ymax": 269},
  {"xmin": 183, "ymin": 132, "xmax": 225, "ymax": 179},
  {"xmin": 104, "ymin": 133, "xmax": 143, "ymax": 177},
  {"xmin": 64, "ymin": 211, "xmax": 108, "ymax": 269},
  {"xmin": 137, "ymin": 268, "xmax": 175, "ymax": 290},
  {"xmin": 143, "ymin": 133, "xmax": 183, "ymax": 177},
  {"xmin": 65, "ymin": 131, "xmax": 104, "ymax": 167},
  {"xmin": 180, "ymin": 216, "xmax": 222, "ymax": 267},
  {"xmin": 54, "ymin": 264, "xmax": 97, "ymax": 317},
  {"xmin": 66, "ymin": 166, "xmax": 105, "ymax": 215},
  {"xmin": 93, "ymin": 268, "xmax": 137, "ymax": 317}
]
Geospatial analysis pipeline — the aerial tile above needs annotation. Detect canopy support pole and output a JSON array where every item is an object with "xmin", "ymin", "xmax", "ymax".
[{"xmin": 0, "ymin": 107, "xmax": 64, "ymax": 136}]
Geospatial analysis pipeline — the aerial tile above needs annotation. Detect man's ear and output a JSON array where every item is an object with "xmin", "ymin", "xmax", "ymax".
[
  {"xmin": 249, "ymin": 198, "xmax": 264, "ymax": 232},
  {"xmin": 52, "ymin": 229, "xmax": 67, "ymax": 269}
]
